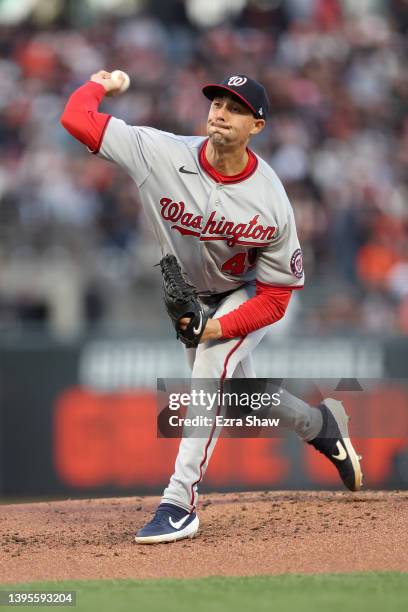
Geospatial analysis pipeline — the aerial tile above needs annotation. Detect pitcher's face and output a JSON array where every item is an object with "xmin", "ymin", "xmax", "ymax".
[{"xmin": 207, "ymin": 95, "xmax": 265, "ymax": 147}]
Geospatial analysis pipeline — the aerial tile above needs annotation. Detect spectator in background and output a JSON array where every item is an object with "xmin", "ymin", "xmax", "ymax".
[{"xmin": 0, "ymin": 0, "xmax": 406, "ymax": 337}]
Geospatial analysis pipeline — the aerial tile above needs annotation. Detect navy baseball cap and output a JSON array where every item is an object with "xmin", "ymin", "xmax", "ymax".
[{"xmin": 202, "ymin": 75, "xmax": 270, "ymax": 120}]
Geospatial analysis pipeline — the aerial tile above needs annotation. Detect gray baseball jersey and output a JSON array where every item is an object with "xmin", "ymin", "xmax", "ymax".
[
  {"xmin": 97, "ymin": 118, "xmax": 304, "ymax": 294},
  {"xmin": 93, "ymin": 115, "xmax": 308, "ymax": 514}
]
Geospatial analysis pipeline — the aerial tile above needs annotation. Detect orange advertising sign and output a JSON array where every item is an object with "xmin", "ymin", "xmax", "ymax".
[{"xmin": 54, "ymin": 387, "xmax": 407, "ymax": 490}]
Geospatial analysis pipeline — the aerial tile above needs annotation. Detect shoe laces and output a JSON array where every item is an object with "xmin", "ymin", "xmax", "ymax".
[
  {"xmin": 145, "ymin": 508, "xmax": 171, "ymax": 528},
  {"xmin": 146, "ymin": 505, "xmax": 188, "ymax": 528}
]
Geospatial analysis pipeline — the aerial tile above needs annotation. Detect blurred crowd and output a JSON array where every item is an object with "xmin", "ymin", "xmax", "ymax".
[{"xmin": 0, "ymin": 0, "xmax": 407, "ymax": 337}]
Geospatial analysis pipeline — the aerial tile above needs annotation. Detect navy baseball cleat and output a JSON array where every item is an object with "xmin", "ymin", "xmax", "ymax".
[
  {"xmin": 135, "ymin": 503, "xmax": 199, "ymax": 544},
  {"xmin": 308, "ymin": 398, "xmax": 363, "ymax": 492}
]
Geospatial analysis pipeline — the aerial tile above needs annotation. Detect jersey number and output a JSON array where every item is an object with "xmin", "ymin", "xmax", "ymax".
[{"xmin": 221, "ymin": 250, "xmax": 257, "ymax": 276}]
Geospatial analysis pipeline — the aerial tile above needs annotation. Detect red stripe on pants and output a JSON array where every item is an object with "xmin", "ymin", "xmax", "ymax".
[{"xmin": 189, "ymin": 337, "xmax": 245, "ymax": 509}]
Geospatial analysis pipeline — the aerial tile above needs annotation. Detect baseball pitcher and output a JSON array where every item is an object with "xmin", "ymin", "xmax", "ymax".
[{"xmin": 61, "ymin": 71, "xmax": 362, "ymax": 544}]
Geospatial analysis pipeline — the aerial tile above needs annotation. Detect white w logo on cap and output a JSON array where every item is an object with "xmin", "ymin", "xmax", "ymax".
[{"xmin": 228, "ymin": 76, "xmax": 247, "ymax": 86}]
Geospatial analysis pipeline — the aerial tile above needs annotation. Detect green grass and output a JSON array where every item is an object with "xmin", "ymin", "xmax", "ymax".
[{"xmin": 1, "ymin": 573, "xmax": 407, "ymax": 611}]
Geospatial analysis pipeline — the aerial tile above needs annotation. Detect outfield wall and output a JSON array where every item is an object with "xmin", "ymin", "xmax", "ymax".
[{"xmin": 0, "ymin": 334, "xmax": 407, "ymax": 497}]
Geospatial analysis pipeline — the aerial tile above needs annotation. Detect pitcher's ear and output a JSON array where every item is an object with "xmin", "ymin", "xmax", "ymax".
[{"xmin": 250, "ymin": 119, "xmax": 265, "ymax": 136}]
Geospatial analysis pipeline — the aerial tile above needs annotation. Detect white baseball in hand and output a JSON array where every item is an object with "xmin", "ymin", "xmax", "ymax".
[{"xmin": 110, "ymin": 70, "xmax": 130, "ymax": 94}]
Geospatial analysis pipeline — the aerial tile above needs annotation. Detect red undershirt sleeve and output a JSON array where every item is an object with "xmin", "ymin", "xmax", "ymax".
[
  {"xmin": 217, "ymin": 281, "xmax": 293, "ymax": 339},
  {"xmin": 60, "ymin": 81, "xmax": 111, "ymax": 153}
]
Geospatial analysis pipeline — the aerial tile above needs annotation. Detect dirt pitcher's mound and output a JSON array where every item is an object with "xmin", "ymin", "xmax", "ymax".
[{"xmin": 1, "ymin": 491, "xmax": 407, "ymax": 583}]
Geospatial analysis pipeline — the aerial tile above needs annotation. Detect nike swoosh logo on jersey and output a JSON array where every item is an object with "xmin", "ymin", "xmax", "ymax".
[
  {"xmin": 193, "ymin": 313, "xmax": 203, "ymax": 335},
  {"xmin": 179, "ymin": 166, "xmax": 198, "ymax": 175},
  {"xmin": 332, "ymin": 440, "xmax": 347, "ymax": 461},
  {"xmin": 169, "ymin": 514, "xmax": 190, "ymax": 530}
]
